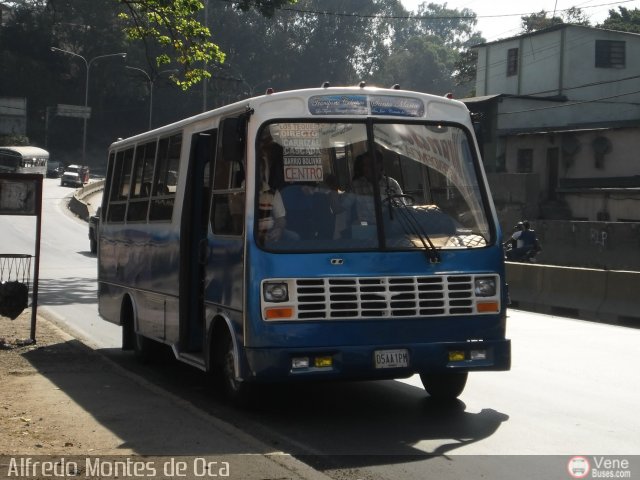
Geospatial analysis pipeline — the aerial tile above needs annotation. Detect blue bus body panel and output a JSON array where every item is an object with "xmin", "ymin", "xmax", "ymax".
[{"xmin": 239, "ymin": 243, "xmax": 510, "ymax": 380}]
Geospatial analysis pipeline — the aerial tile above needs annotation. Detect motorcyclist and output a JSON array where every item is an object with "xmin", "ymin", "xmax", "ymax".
[{"xmin": 505, "ymin": 220, "xmax": 541, "ymax": 261}]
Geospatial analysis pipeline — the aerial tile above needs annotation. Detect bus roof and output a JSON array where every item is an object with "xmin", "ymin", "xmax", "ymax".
[
  {"xmin": 108, "ymin": 86, "xmax": 471, "ymax": 149},
  {"xmin": 0, "ymin": 146, "xmax": 49, "ymax": 158}
]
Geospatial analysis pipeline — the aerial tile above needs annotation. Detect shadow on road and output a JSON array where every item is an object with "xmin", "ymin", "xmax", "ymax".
[
  {"xmin": 21, "ymin": 332, "xmax": 509, "ymax": 467},
  {"xmin": 231, "ymin": 379, "xmax": 509, "ymax": 470},
  {"xmin": 20, "ymin": 338, "xmax": 272, "ymax": 455},
  {"xmin": 36, "ymin": 276, "xmax": 97, "ymax": 306}
]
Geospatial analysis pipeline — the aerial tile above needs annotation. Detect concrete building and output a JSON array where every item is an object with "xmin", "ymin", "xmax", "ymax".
[
  {"xmin": 464, "ymin": 25, "xmax": 640, "ymax": 269},
  {"xmin": 0, "ymin": 97, "xmax": 27, "ymax": 137}
]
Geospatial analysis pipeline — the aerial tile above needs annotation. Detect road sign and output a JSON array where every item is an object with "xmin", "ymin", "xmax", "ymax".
[{"xmin": 56, "ymin": 104, "xmax": 91, "ymax": 119}]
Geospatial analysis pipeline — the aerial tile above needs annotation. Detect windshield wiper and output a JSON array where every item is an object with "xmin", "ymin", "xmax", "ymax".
[{"xmin": 386, "ymin": 197, "xmax": 441, "ymax": 264}]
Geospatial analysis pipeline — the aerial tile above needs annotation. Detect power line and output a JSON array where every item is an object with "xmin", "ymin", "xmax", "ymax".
[
  {"xmin": 499, "ymin": 89, "xmax": 640, "ymax": 115},
  {"xmin": 215, "ymin": 0, "xmax": 636, "ymax": 21}
]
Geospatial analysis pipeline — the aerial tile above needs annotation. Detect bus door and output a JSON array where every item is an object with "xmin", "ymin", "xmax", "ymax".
[
  {"xmin": 179, "ymin": 129, "xmax": 216, "ymax": 352},
  {"xmin": 204, "ymin": 117, "xmax": 246, "ymax": 331}
]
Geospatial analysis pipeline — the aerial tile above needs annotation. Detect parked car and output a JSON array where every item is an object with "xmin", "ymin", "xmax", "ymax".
[
  {"xmin": 61, "ymin": 164, "xmax": 90, "ymax": 187},
  {"xmin": 88, "ymin": 207, "xmax": 100, "ymax": 254},
  {"xmin": 46, "ymin": 160, "xmax": 64, "ymax": 178}
]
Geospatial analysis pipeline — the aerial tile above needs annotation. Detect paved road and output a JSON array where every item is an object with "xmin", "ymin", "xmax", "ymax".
[{"xmin": 1, "ymin": 177, "xmax": 639, "ymax": 480}]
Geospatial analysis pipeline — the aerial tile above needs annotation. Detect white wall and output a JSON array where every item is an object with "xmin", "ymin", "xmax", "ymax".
[{"xmin": 476, "ymin": 26, "xmax": 640, "ymax": 109}]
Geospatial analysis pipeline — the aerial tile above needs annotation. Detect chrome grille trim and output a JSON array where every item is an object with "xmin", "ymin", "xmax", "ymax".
[{"xmin": 292, "ymin": 275, "xmax": 491, "ymax": 320}]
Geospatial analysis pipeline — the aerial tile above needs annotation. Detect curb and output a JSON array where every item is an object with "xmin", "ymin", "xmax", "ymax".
[{"xmin": 37, "ymin": 309, "xmax": 332, "ymax": 480}]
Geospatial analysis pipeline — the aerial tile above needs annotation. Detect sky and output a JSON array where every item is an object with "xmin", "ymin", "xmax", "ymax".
[{"xmin": 399, "ymin": 0, "xmax": 640, "ymax": 42}]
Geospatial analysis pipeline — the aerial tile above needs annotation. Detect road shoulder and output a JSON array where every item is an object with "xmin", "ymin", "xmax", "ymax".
[{"xmin": 0, "ymin": 312, "xmax": 330, "ymax": 480}]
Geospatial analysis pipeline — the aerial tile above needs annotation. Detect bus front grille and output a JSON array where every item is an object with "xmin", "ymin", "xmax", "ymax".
[{"xmin": 294, "ymin": 275, "xmax": 476, "ymax": 319}]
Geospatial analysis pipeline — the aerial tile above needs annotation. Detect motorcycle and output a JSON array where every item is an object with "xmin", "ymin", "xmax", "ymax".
[{"xmin": 504, "ymin": 242, "xmax": 541, "ymax": 263}]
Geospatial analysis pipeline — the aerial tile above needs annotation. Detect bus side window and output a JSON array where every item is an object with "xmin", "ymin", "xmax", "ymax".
[
  {"xmin": 127, "ymin": 141, "xmax": 156, "ymax": 222},
  {"xmin": 107, "ymin": 148, "xmax": 133, "ymax": 223},
  {"xmin": 149, "ymin": 133, "xmax": 181, "ymax": 222},
  {"xmin": 211, "ymin": 117, "xmax": 246, "ymax": 236}
]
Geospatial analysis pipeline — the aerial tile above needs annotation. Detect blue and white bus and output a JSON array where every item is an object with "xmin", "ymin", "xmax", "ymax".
[
  {"xmin": 98, "ymin": 85, "xmax": 511, "ymax": 402},
  {"xmin": 0, "ymin": 146, "xmax": 48, "ymax": 175}
]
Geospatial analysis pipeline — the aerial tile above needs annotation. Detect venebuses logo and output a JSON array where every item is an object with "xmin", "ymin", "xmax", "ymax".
[
  {"xmin": 568, "ymin": 456, "xmax": 590, "ymax": 479},
  {"xmin": 567, "ymin": 456, "xmax": 633, "ymax": 479}
]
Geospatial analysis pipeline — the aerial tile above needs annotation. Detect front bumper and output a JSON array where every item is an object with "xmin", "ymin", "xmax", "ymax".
[{"xmin": 243, "ymin": 338, "xmax": 511, "ymax": 383}]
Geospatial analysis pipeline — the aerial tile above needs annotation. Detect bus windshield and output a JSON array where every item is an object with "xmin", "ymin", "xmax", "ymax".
[{"xmin": 256, "ymin": 121, "xmax": 492, "ymax": 252}]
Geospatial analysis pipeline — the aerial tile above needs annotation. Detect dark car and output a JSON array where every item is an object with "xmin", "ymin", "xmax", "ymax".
[
  {"xmin": 89, "ymin": 207, "xmax": 100, "ymax": 254},
  {"xmin": 46, "ymin": 161, "xmax": 64, "ymax": 178}
]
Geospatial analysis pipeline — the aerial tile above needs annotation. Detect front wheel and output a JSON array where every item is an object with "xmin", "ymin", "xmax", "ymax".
[
  {"xmin": 213, "ymin": 330, "xmax": 254, "ymax": 406},
  {"xmin": 420, "ymin": 372, "xmax": 468, "ymax": 400}
]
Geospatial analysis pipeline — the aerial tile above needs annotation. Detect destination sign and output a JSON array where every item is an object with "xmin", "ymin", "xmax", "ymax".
[{"xmin": 308, "ymin": 94, "xmax": 424, "ymax": 117}]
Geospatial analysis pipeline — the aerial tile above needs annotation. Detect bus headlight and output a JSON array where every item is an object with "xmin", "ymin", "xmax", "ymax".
[
  {"xmin": 474, "ymin": 277, "xmax": 497, "ymax": 297},
  {"xmin": 263, "ymin": 282, "xmax": 289, "ymax": 302}
]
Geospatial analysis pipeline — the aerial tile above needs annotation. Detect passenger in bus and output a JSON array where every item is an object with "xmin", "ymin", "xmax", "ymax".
[
  {"xmin": 346, "ymin": 151, "xmax": 404, "ymax": 226},
  {"xmin": 257, "ymin": 187, "xmax": 286, "ymax": 243},
  {"xmin": 257, "ymin": 142, "xmax": 299, "ymax": 245},
  {"xmin": 323, "ymin": 174, "xmax": 347, "ymax": 239}
]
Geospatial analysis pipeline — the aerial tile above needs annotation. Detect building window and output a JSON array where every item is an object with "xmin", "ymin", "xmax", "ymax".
[
  {"xmin": 517, "ymin": 149, "xmax": 533, "ymax": 173},
  {"xmin": 507, "ymin": 48, "xmax": 518, "ymax": 76},
  {"xmin": 595, "ymin": 40, "xmax": 625, "ymax": 68}
]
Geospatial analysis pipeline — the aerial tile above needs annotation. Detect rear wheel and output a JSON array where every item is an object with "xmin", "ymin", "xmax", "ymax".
[
  {"xmin": 420, "ymin": 372, "xmax": 468, "ymax": 401},
  {"xmin": 133, "ymin": 330, "xmax": 158, "ymax": 363},
  {"xmin": 121, "ymin": 298, "xmax": 157, "ymax": 362}
]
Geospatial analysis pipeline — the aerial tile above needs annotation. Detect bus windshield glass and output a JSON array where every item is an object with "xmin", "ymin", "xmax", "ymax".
[{"xmin": 256, "ymin": 121, "xmax": 492, "ymax": 251}]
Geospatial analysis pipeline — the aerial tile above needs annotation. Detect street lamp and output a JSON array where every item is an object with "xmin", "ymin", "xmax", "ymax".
[
  {"xmin": 125, "ymin": 66, "xmax": 177, "ymax": 130},
  {"xmin": 50, "ymin": 47, "xmax": 127, "ymax": 164}
]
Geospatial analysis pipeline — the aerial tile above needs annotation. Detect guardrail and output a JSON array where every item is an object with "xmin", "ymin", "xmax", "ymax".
[
  {"xmin": 68, "ymin": 179, "xmax": 105, "ymax": 221},
  {"xmin": 67, "ymin": 184, "xmax": 637, "ymax": 326},
  {"xmin": 506, "ymin": 262, "xmax": 639, "ymax": 325}
]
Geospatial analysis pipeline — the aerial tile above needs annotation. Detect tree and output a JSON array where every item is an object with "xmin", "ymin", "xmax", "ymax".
[
  {"xmin": 598, "ymin": 7, "xmax": 640, "ymax": 33},
  {"xmin": 413, "ymin": 2, "xmax": 477, "ymax": 48},
  {"xmin": 205, "ymin": 0, "xmax": 407, "ymax": 95},
  {"xmin": 378, "ymin": 36, "xmax": 454, "ymax": 94},
  {"xmin": 452, "ymin": 33, "xmax": 484, "ymax": 90},
  {"xmin": 377, "ymin": 2, "xmax": 480, "ymax": 95},
  {"xmin": 116, "ymin": 0, "xmax": 298, "ymax": 89},
  {"xmin": 520, "ymin": 7, "xmax": 588, "ymax": 33}
]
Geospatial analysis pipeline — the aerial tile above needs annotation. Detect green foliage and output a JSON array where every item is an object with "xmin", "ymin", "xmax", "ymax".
[
  {"xmin": 453, "ymin": 39, "xmax": 481, "ymax": 89},
  {"xmin": 413, "ymin": 2, "xmax": 477, "ymax": 48},
  {"xmin": 116, "ymin": 0, "xmax": 297, "ymax": 89},
  {"xmin": 2, "ymin": 0, "xmax": 490, "ymax": 158},
  {"xmin": 377, "ymin": 2, "xmax": 479, "ymax": 95},
  {"xmin": 520, "ymin": 7, "xmax": 589, "ymax": 33},
  {"xmin": 0, "ymin": 136, "xmax": 30, "ymax": 147},
  {"xmin": 598, "ymin": 7, "xmax": 640, "ymax": 34}
]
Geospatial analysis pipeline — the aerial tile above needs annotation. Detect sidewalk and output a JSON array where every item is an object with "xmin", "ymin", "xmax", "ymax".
[{"xmin": 0, "ymin": 311, "xmax": 329, "ymax": 480}]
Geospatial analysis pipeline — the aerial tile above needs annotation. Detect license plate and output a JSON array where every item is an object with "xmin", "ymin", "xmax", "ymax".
[{"xmin": 374, "ymin": 349, "xmax": 409, "ymax": 369}]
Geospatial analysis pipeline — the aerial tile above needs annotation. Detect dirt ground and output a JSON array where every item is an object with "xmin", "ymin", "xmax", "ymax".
[
  {"xmin": 0, "ymin": 310, "xmax": 110, "ymax": 455},
  {"xmin": 0, "ymin": 311, "xmax": 333, "ymax": 480}
]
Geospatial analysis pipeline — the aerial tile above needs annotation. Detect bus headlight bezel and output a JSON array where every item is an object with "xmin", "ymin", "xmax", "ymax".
[
  {"xmin": 474, "ymin": 276, "xmax": 497, "ymax": 297},
  {"xmin": 263, "ymin": 281, "xmax": 289, "ymax": 303}
]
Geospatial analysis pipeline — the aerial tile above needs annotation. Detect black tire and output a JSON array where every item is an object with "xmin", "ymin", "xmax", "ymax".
[
  {"xmin": 420, "ymin": 372, "xmax": 468, "ymax": 401},
  {"xmin": 214, "ymin": 330, "xmax": 254, "ymax": 405},
  {"xmin": 133, "ymin": 330, "xmax": 159, "ymax": 363},
  {"xmin": 121, "ymin": 298, "xmax": 157, "ymax": 362}
]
